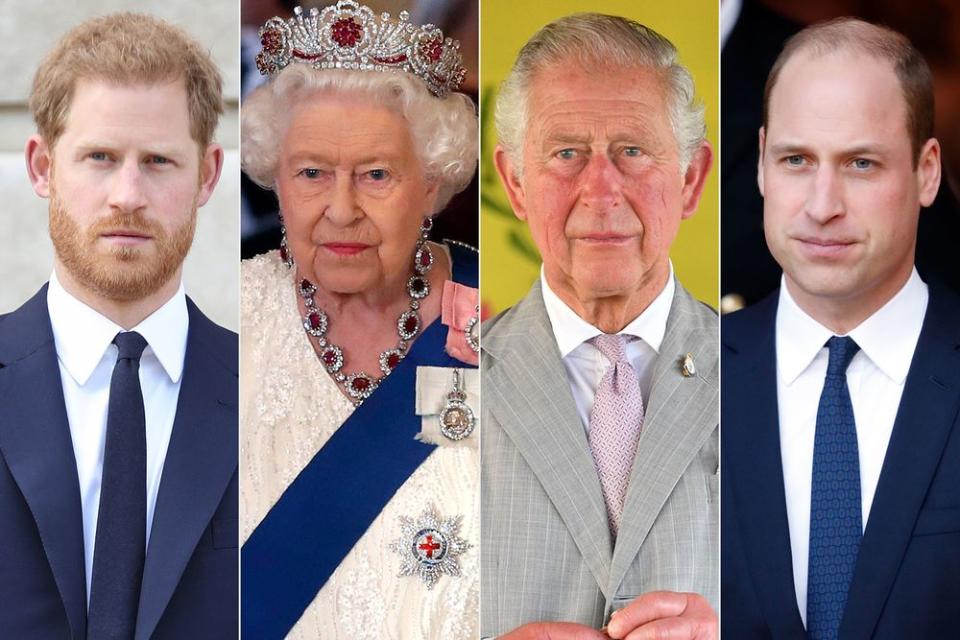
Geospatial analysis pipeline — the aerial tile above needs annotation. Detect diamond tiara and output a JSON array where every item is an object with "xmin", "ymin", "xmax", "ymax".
[{"xmin": 256, "ymin": 1, "xmax": 467, "ymax": 98}]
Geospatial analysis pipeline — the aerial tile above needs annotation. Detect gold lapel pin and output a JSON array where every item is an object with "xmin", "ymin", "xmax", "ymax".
[{"xmin": 681, "ymin": 353, "xmax": 696, "ymax": 378}]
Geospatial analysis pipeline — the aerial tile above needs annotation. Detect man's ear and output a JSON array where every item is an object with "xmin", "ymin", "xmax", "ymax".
[
  {"xmin": 679, "ymin": 140, "xmax": 714, "ymax": 219},
  {"xmin": 196, "ymin": 143, "xmax": 225, "ymax": 207},
  {"xmin": 757, "ymin": 126, "xmax": 766, "ymax": 197},
  {"xmin": 494, "ymin": 145, "xmax": 528, "ymax": 221},
  {"xmin": 25, "ymin": 135, "xmax": 53, "ymax": 198},
  {"xmin": 917, "ymin": 137, "xmax": 941, "ymax": 208}
]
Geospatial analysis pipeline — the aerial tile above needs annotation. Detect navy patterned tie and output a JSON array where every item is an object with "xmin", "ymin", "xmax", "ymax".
[
  {"xmin": 88, "ymin": 331, "xmax": 148, "ymax": 639},
  {"xmin": 807, "ymin": 336, "xmax": 862, "ymax": 639}
]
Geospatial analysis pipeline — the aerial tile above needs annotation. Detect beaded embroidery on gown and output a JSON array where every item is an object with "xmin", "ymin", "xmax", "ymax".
[{"xmin": 241, "ymin": 250, "xmax": 479, "ymax": 639}]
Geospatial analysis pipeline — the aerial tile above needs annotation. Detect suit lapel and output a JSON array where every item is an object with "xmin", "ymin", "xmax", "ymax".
[
  {"xmin": 485, "ymin": 282, "xmax": 614, "ymax": 597},
  {"xmin": 608, "ymin": 285, "xmax": 717, "ymax": 595},
  {"xmin": 0, "ymin": 285, "xmax": 87, "ymax": 639},
  {"xmin": 841, "ymin": 286, "xmax": 960, "ymax": 637},
  {"xmin": 724, "ymin": 292, "xmax": 807, "ymax": 637},
  {"xmin": 136, "ymin": 301, "xmax": 237, "ymax": 640}
]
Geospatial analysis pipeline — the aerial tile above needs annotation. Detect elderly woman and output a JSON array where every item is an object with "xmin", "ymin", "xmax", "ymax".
[{"xmin": 239, "ymin": 3, "xmax": 479, "ymax": 638}]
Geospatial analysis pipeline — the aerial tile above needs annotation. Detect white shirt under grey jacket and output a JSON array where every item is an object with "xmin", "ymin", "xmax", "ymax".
[{"xmin": 540, "ymin": 264, "xmax": 675, "ymax": 429}]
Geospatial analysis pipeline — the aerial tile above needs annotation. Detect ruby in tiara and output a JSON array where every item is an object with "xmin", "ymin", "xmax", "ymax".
[
  {"xmin": 331, "ymin": 18, "xmax": 363, "ymax": 48},
  {"xmin": 420, "ymin": 39, "xmax": 443, "ymax": 63},
  {"xmin": 262, "ymin": 29, "xmax": 283, "ymax": 55}
]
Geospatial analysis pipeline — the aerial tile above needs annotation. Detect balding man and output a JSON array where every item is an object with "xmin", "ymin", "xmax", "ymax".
[{"xmin": 722, "ymin": 18, "xmax": 960, "ymax": 639}]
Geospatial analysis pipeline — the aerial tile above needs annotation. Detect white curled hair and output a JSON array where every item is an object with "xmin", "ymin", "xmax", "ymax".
[
  {"xmin": 242, "ymin": 64, "xmax": 478, "ymax": 213},
  {"xmin": 495, "ymin": 13, "xmax": 706, "ymax": 177}
]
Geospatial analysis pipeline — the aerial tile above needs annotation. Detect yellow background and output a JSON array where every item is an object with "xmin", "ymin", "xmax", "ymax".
[{"xmin": 480, "ymin": 0, "xmax": 719, "ymax": 315}]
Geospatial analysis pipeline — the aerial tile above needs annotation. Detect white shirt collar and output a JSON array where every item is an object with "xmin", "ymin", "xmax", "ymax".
[
  {"xmin": 47, "ymin": 270, "xmax": 189, "ymax": 386},
  {"xmin": 776, "ymin": 268, "xmax": 928, "ymax": 385},
  {"xmin": 541, "ymin": 262, "xmax": 676, "ymax": 357}
]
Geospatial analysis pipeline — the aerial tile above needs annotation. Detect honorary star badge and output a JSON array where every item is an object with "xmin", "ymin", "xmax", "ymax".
[{"xmin": 389, "ymin": 505, "xmax": 471, "ymax": 589}]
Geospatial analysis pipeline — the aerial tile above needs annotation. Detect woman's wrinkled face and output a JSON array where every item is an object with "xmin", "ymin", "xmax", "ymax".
[{"xmin": 275, "ymin": 93, "xmax": 437, "ymax": 296}]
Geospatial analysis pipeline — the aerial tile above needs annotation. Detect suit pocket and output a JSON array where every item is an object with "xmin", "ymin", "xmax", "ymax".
[
  {"xmin": 913, "ymin": 507, "xmax": 960, "ymax": 536},
  {"xmin": 708, "ymin": 471, "xmax": 719, "ymax": 503},
  {"xmin": 212, "ymin": 517, "xmax": 239, "ymax": 548}
]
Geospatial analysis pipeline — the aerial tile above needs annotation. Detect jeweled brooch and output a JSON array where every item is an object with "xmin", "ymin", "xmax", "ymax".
[{"xmin": 388, "ymin": 505, "xmax": 471, "ymax": 589}]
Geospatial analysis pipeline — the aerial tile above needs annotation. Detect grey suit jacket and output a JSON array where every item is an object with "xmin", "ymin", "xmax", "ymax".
[{"xmin": 480, "ymin": 278, "xmax": 718, "ymax": 635}]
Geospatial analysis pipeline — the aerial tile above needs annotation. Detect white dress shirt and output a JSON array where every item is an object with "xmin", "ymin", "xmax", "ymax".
[
  {"xmin": 775, "ymin": 269, "xmax": 927, "ymax": 625},
  {"xmin": 47, "ymin": 271, "xmax": 188, "ymax": 603},
  {"xmin": 541, "ymin": 265, "xmax": 675, "ymax": 430}
]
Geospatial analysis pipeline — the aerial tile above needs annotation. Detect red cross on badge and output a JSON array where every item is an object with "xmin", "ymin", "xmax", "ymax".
[
  {"xmin": 418, "ymin": 534, "xmax": 441, "ymax": 558},
  {"xmin": 413, "ymin": 528, "xmax": 447, "ymax": 564}
]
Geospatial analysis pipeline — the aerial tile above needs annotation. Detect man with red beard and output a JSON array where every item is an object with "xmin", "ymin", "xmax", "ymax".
[{"xmin": 0, "ymin": 13, "xmax": 237, "ymax": 639}]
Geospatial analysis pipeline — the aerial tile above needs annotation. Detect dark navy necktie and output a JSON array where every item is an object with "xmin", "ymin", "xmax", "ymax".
[
  {"xmin": 807, "ymin": 336, "xmax": 862, "ymax": 639},
  {"xmin": 88, "ymin": 331, "xmax": 148, "ymax": 639}
]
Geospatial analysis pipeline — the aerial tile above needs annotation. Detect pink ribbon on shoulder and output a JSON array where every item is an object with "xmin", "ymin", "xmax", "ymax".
[{"xmin": 441, "ymin": 281, "xmax": 479, "ymax": 365}]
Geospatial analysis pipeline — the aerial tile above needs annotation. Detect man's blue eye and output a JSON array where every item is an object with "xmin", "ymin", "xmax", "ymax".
[{"xmin": 557, "ymin": 149, "xmax": 577, "ymax": 160}]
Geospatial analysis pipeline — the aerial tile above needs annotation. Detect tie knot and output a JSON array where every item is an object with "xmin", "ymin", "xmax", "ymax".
[
  {"xmin": 113, "ymin": 331, "xmax": 148, "ymax": 361},
  {"xmin": 826, "ymin": 335, "xmax": 860, "ymax": 377},
  {"xmin": 592, "ymin": 333, "xmax": 628, "ymax": 364}
]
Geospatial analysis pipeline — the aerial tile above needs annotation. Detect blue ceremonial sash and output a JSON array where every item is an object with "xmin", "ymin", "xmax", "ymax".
[{"xmin": 242, "ymin": 244, "xmax": 477, "ymax": 638}]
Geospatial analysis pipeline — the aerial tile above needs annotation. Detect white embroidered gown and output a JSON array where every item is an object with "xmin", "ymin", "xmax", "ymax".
[{"xmin": 240, "ymin": 251, "xmax": 479, "ymax": 639}]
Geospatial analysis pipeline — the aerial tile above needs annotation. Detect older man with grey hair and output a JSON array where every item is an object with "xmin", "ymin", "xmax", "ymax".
[{"xmin": 481, "ymin": 12, "xmax": 717, "ymax": 640}]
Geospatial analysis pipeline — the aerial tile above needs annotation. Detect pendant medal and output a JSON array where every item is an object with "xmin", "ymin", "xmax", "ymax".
[{"xmin": 439, "ymin": 368, "xmax": 476, "ymax": 441}]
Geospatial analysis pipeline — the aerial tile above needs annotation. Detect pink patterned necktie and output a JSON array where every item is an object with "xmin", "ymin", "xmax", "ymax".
[{"xmin": 588, "ymin": 334, "xmax": 645, "ymax": 538}]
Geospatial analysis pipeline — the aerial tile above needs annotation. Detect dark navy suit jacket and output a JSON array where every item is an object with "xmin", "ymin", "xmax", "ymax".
[
  {"xmin": 0, "ymin": 285, "xmax": 238, "ymax": 639},
  {"xmin": 721, "ymin": 284, "xmax": 960, "ymax": 639}
]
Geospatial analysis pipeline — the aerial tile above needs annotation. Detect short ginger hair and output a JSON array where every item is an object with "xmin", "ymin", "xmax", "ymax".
[{"xmin": 29, "ymin": 12, "xmax": 224, "ymax": 148}]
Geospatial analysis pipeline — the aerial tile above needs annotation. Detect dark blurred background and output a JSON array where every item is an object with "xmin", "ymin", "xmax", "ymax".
[{"xmin": 721, "ymin": 0, "xmax": 960, "ymax": 311}]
